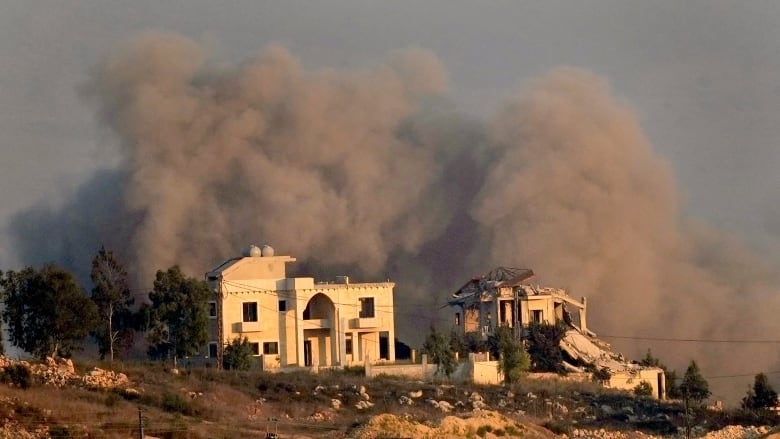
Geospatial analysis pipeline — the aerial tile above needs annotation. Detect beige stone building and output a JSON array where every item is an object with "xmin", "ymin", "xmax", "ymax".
[{"xmin": 204, "ymin": 245, "xmax": 396, "ymax": 369}]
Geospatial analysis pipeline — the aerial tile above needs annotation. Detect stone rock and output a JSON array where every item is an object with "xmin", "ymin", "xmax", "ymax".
[
  {"xmin": 355, "ymin": 400, "xmax": 374, "ymax": 410},
  {"xmin": 331, "ymin": 399, "xmax": 342, "ymax": 410},
  {"xmin": 409, "ymin": 390, "xmax": 423, "ymax": 398},
  {"xmin": 472, "ymin": 400, "xmax": 487, "ymax": 410},
  {"xmin": 398, "ymin": 396, "xmax": 413, "ymax": 405},
  {"xmin": 437, "ymin": 400, "xmax": 454, "ymax": 413}
]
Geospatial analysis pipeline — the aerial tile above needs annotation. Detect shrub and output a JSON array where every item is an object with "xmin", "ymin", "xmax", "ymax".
[
  {"xmin": 633, "ymin": 381, "xmax": 653, "ymax": 397},
  {"xmin": 222, "ymin": 337, "xmax": 255, "ymax": 371},
  {"xmin": 49, "ymin": 426, "xmax": 70, "ymax": 438},
  {"xmin": 592, "ymin": 366, "xmax": 611, "ymax": 384},
  {"xmin": 104, "ymin": 392, "xmax": 122, "ymax": 407},
  {"xmin": 476, "ymin": 424, "xmax": 493, "ymax": 437},
  {"xmin": 161, "ymin": 391, "xmax": 195, "ymax": 415},
  {"xmin": 543, "ymin": 420, "xmax": 570, "ymax": 435},
  {"xmin": 342, "ymin": 365, "xmax": 365, "ymax": 376},
  {"xmin": 0, "ymin": 364, "xmax": 32, "ymax": 389}
]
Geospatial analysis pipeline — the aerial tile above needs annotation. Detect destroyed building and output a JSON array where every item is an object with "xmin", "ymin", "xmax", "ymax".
[{"xmin": 448, "ymin": 267, "xmax": 666, "ymax": 399}]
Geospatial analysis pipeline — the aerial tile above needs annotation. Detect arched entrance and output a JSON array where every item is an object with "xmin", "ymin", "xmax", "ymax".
[{"xmin": 301, "ymin": 293, "xmax": 337, "ymax": 367}]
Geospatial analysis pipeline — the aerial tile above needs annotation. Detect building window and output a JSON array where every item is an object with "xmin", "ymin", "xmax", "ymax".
[
  {"xmin": 532, "ymin": 309, "xmax": 543, "ymax": 323},
  {"xmin": 208, "ymin": 301, "xmax": 217, "ymax": 319},
  {"xmin": 208, "ymin": 342, "xmax": 218, "ymax": 358},
  {"xmin": 249, "ymin": 342, "xmax": 260, "ymax": 356},
  {"xmin": 359, "ymin": 297, "xmax": 375, "ymax": 318},
  {"xmin": 243, "ymin": 302, "xmax": 258, "ymax": 322},
  {"xmin": 263, "ymin": 342, "xmax": 279, "ymax": 355},
  {"xmin": 345, "ymin": 335, "xmax": 353, "ymax": 355},
  {"xmin": 278, "ymin": 300, "xmax": 287, "ymax": 312},
  {"xmin": 454, "ymin": 312, "xmax": 461, "ymax": 326}
]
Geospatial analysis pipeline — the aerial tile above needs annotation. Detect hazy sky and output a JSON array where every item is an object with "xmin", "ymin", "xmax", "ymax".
[
  {"xmin": 3, "ymin": 2, "xmax": 780, "ymax": 392},
  {"xmin": 3, "ymin": 1, "xmax": 780, "ymax": 268}
]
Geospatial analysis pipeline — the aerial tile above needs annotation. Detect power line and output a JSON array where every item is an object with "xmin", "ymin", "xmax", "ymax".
[{"xmin": 599, "ymin": 334, "xmax": 780, "ymax": 344}]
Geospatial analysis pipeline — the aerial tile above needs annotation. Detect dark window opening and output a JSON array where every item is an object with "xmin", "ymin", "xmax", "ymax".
[
  {"xmin": 208, "ymin": 301, "xmax": 217, "ymax": 318},
  {"xmin": 249, "ymin": 342, "xmax": 260, "ymax": 356},
  {"xmin": 454, "ymin": 312, "xmax": 461, "ymax": 326},
  {"xmin": 278, "ymin": 300, "xmax": 287, "ymax": 312},
  {"xmin": 359, "ymin": 297, "xmax": 375, "ymax": 318},
  {"xmin": 263, "ymin": 342, "xmax": 279, "ymax": 355},
  {"xmin": 243, "ymin": 302, "xmax": 258, "ymax": 322},
  {"xmin": 345, "ymin": 336, "xmax": 353, "ymax": 355},
  {"xmin": 532, "ymin": 309, "xmax": 543, "ymax": 323},
  {"xmin": 208, "ymin": 342, "xmax": 217, "ymax": 358},
  {"xmin": 379, "ymin": 332, "xmax": 389, "ymax": 360}
]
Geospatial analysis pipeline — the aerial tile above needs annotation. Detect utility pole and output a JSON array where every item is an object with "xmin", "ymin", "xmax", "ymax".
[
  {"xmin": 683, "ymin": 389, "xmax": 691, "ymax": 439},
  {"xmin": 216, "ymin": 279, "xmax": 224, "ymax": 370},
  {"xmin": 137, "ymin": 407, "xmax": 144, "ymax": 439}
]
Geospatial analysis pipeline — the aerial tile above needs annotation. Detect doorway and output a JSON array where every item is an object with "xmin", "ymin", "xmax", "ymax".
[{"xmin": 303, "ymin": 340, "xmax": 312, "ymax": 367}]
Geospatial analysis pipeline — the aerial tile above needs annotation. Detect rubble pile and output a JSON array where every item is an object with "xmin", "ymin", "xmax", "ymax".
[
  {"xmin": 81, "ymin": 367, "xmax": 129, "ymax": 390},
  {"xmin": 568, "ymin": 425, "xmax": 771, "ymax": 439},
  {"xmin": 701, "ymin": 425, "xmax": 769, "ymax": 439},
  {"xmin": 0, "ymin": 420, "xmax": 48, "ymax": 439},
  {"xmin": 352, "ymin": 410, "xmax": 532, "ymax": 439},
  {"xmin": 0, "ymin": 356, "xmax": 131, "ymax": 391},
  {"xmin": 28, "ymin": 357, "xmax": 77, "ymax": 387}
]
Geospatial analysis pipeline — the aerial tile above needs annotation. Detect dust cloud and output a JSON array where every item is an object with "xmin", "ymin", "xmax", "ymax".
[{"xmin": 10, "ymin": 32, "xmax": 780, "ymax": 400}]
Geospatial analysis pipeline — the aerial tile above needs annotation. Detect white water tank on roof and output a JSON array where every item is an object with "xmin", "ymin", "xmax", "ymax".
[
  {"xmin": 261, "ymin": 244, "xmax": 275, "ymax": 257},
  {"xmin": 243, "ymin": 245, "xmax": 262, "ymax": 257}
]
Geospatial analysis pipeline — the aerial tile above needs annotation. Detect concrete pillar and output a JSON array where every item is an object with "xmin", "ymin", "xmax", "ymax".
[
  {"xmin": 388, "ymin": 328, "xmax": 396, "ymax": 363},
  {"xmin": 338, "ymin": 317, "xmax": 347, "ymax": 366},
  {"xmin": 580, "ymin": 297, "xmax": 588, "ymax": 333},
  {"xmin": 296, "ymin": 301, "xmax": 305, "ymax": 366}
]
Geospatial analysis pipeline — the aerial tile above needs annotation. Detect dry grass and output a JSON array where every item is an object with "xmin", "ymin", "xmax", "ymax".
[{"xmin": 0, "ymin": 357, "xmax": 683, "ymax": 438}]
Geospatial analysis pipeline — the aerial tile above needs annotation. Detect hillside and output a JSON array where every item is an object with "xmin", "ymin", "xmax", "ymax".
[{"xmin": 0, "ymin": 356, "xmax": 774, "ymax": 439}]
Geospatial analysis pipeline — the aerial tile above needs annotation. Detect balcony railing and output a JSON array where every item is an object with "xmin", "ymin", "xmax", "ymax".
[
  {"xmin": 237, "ymin": 321, "xmax": 263, "ymax": 332},
  {"xmin": 302, "ymin": 318, "xmax": 331, "ymax": 330},
  {"xmin": 350, "ymin": 317, "xmax": 381, "ymax": 329}
]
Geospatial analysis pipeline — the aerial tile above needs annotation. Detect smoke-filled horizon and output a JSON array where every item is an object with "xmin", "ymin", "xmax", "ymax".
[{"xmin": 10, "ymin": 32, "xmax": 780, "ymax": 401}]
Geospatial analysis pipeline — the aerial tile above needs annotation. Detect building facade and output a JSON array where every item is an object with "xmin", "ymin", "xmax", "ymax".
[
  {"xmin": 448, "ymin": 267, "xmax": 589, "ymax": 338},
  {"xmin": 205, "ymin": 245, "xmax": 395, "ymax": 369},
  {"xmin": 448, "ymin": 267, "xmax": 665, "ymax": 399}
]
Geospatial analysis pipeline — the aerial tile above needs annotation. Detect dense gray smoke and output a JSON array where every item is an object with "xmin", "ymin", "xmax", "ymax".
[
  {"xmin": 10, "ymin": 32, "xmax": 780, "ymax": 400},
  {"xmin": 474, "ymin": 69, "xmax": 780, "ymax": 397}
]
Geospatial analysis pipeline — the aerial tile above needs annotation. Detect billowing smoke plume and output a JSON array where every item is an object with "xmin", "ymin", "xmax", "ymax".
[
  {"xmin": 473, "ymin": 70, "xmax": 780, "ymax": 397},
  {"xmin": 10, "ymin": 32, "xmax": 780, "ymax": 400}
]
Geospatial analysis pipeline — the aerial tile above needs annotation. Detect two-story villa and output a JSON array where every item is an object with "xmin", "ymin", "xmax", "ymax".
[{"xmin": 205, "ymin": 245, "xmax": 396, "ymax": 369}]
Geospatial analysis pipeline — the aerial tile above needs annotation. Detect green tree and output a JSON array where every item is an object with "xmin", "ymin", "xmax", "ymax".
[
  {"xmin": 665, "ymin": 369, "xmax": 681, "ymax": 399},
  {"xmin": 147, "ymin": 266, "xmax": 210, "ymax": 368},
  {"xmin": 223, "ymin": 337, "xmax": 255, "ymax": 371},
  {"xmin": 638, "ymin": 349, "xmax": 680, "ymax": 399},
  {"xmin": 422, "ymin": 326, "xmax": 457, "ymax": 378},
  {"xmin": 90, "ymin": 246, "xmax": 135, "ymax": 362},
  {"xmin": 525, "ymin": 322, "xmax": 567, "ymax": 373},
  {"xmin": 1, "ymin": 264, "xmax": 98, "ymax": 358},
  {"xmin": 0, "ymin": 271, "xmax": 4, "ymax": 355},
  {"xmin": 742, "ymin": 373, "xmax": 778, "ymax": 411},
  {"xmin": 492, "ymin": 326, "xmax": 530, "ymax": 384},
  {"xmin": 679, "ymin": 360, "xmax": 711, "ymax": 403},
  {"xmin": 634, "ymin": 381, "xmax": 654, "ymax": 397}
]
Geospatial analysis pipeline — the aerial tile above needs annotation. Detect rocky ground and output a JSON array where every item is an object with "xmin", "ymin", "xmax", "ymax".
[{"xmin": 0, "ymin": 357, "xmax": 775, "ymax": 438}]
